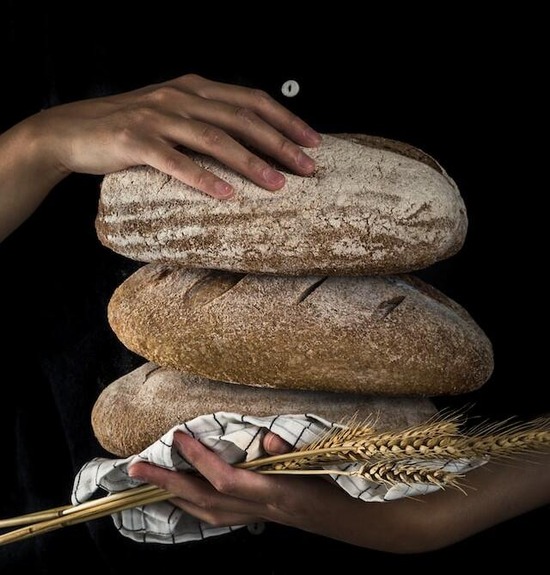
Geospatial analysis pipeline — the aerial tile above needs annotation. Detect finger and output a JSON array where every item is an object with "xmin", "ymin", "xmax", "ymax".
[
  {"xmin": 172, "ymin": 431, "xmax": 285, "ymax": 504},
  {"xmin": 175, "ymin": 74, "xmax": 323, "ymax": 148},
  {"xmin": 176, "ymin": 98, "xmax": 317, "ymax": 176},
  {"xmin": 151, "ymin": 89, "xmax": 316, "ymax": 176},
  {"xmin": 132, "ymin": 110, "xmax": 286, "ymax": 190},
  {"xmin": 128, "ymin": 461, "xmax": 187, "ymax": 493},
  {"xmin": 128, "ymin": 461, "xmax": 266, "ymax": 518},
  {"xmin": 263, "ymin": 432, "xmax": 293, "ymax": 455},
  {"xmin": 171, "ymin": 497, "xmax": 262, "ymax": 529},
  {"xmin": 138, "ymin": 141, "xmax": 235, "ymax": 199}
]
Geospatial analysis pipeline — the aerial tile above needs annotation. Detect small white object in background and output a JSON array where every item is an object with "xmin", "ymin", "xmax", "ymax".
[{"xmin": 281, "ymin": 79, "xmax": 300, "ymax": 97}]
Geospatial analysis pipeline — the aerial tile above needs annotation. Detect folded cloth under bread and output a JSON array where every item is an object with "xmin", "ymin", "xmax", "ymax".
[{"xmin": 72, "ymin": 412, "xmax": 485, "ymax": 544}]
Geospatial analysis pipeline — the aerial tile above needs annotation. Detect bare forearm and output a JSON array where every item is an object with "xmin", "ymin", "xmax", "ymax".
[
  {"xmin": 0, "ymin": 117, "xmax": 68, "ymax": 242},
  {"xmin": 0, "ymin": 73, "xmax": 320, "ymax": 243},
  {"xmin": 130, "ymin": 433, "xmax": 550, "ymax": 555},
  {"xmin": 309, "ymin": 452, "xmax": 550, "ymax": 553}
]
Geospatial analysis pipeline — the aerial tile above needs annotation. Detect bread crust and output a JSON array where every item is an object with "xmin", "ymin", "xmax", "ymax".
[
  {"xmin": 96, "ymin": 133, "xmax": 467, "ymax": 275},
  {"xmin": 107, "ymin": 264, "xmax": 494, "ymax": 396},
  {"xmin": 91, "ymin": 363, "xmax": 439, "ymax": 457}
]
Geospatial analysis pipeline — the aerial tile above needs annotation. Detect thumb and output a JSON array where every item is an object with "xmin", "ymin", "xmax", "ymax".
[{"xmin": 263, "ymin": 432, "xmax": 293, "ymax": 455}]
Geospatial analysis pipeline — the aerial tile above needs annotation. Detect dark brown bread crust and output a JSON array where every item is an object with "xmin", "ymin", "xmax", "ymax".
[
  {"xmin": 95, "ymin": 133, "xmax": 467, "ymax": 275},
  {"xmin": 91, "ymin": 363, "xmax": 439, "ymax": 457},
  {"xmin": 107, "ymin": 264, "xmax": 494, "ymax": 396},
  {"xmin": 332, "ymin": 133, "xmax": 445, "ymax": 173}
]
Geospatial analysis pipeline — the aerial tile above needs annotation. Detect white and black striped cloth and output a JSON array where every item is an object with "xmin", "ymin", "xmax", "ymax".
[{"xmin": 72, "ymin": 412, "xmax": 485, "ymax": 544}]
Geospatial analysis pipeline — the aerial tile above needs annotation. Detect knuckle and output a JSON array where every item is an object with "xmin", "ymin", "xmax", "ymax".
[
  {"xmin": 193, "ymin": 170, "xmax": 216, "ymax": 192},
  {"xmin": 198, "ymin": 125, "xmax": 226, "ymax": 148},
  {"xmin": 146, "ymin": 84, "xmax": 180, "ymax": 105},
  {"xmin": 211, "ymin": 475, "xmax": 237, "ymax": 496},
  {"xmin": 249, "ymin": 88, "xmax": 273, "ymax": 109},
  {"xmin": 160, "ymin": 153, "xmax": 185, "ymax": 176},
  {"xmin": 287, "ymin": 116, "xmax": 306, "ymax": 135},
  {"xmin": 276, "ymin": 137, "xmax": 296, "ymax": 157},
  {"xmin": 181, "ymin": 73, "xmax": 204, "ymax": 86},
  {"xmin": 245, "ymin": 154, "xmax": 269, "ymax": 174},
  {"xmin": 181, "ymin": 73, "xmax": 211, "ymax": 98},
  {"xmin": 234, "ymin": 106, "xmax": 259, "ymax": 124}
]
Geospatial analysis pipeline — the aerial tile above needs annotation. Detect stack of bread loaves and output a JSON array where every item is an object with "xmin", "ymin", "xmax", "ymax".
[{"xmin": 92, "ymin": 133, "xmax": 494, "ymax": 458}]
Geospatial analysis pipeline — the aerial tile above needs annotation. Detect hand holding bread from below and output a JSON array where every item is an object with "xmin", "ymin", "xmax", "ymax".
[
  {"xmin": 96, "ymin": 133, "xmax": 467, "ymax": 275},
  {"xmin": 107, "ymin": 264, "xmax": 494, "ymax": 396}
]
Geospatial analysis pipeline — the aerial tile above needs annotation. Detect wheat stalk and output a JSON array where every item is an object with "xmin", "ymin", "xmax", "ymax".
[
  {"xmin": 241, "ymin": 413, "xmax": 550, "ymax": 473},
  {"xmin": 0, "ymin": 485, "xmax": 170, "ymax": 546},
  {"xmin": 1, "ymin": 412, "xmax": 549, "ymax": 547}
]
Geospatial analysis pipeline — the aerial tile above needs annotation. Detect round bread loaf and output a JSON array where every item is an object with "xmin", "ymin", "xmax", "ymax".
[
  {"xmin": 107, "ymin": 264, "xmax": 494, "ymax": 396},
  {"xmin": 96, "ymin": 133, "xmax": 467, "ymax": 275},
  {"xmin": 91, "ymin": 362, "xmax": 439, "ymax": 457}
]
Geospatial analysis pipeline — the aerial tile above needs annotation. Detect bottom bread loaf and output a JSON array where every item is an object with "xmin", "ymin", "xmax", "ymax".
[{"xmin": 92, "ymin": 362, "xmax": 439, "ymax": 457}]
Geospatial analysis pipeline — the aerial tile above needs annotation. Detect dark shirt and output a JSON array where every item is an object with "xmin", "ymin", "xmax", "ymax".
[{"xmin": 1, "ymin": 4, "xmax": 547, "ymax": 572}]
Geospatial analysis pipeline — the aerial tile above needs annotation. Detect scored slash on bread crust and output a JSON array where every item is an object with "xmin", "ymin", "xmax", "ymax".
[
  {"xmin": 96, "ymin": 133, "xmax": 467, "ymax": 275},
  {"xmin": 107, "ymin": 264, "xmax": 494, "ymax": 397}
]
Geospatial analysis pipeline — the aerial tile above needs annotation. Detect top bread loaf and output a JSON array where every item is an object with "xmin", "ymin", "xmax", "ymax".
[{"xmin": 96, "ymin": 134, "xmax": 467, "ymax": 275}]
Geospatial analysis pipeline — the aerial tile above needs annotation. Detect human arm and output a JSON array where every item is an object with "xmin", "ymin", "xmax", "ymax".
[
  {"xmin": 0, "ymin": 73, "xmax": 321, "ymax": 242},
  {"xmin": 128, "ymin": 430, "xmax": 550, "ymax": 554}
]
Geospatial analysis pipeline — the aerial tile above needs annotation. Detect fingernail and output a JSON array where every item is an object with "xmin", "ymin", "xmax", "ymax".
[
  {"xmin": 128, "ymin": 466, "xmax": 146, "ymax": 482},
  {"xmin": 263, "ymin": 433, "xmax": 275, "ymax": 453},
  {"xmin": 173, "ymin": 431, "xmax": 192, "ymax": 451},
  {"xmin": 297, "ymin": 152, "xmax": 315, "ymax": 172},
  {"xmin": 263, "ymin": 168, "xmax": 285, "ymax": 188},
  {"xmin": 214, "ymin": 181, "xmax": 234, "ymax": 199}
]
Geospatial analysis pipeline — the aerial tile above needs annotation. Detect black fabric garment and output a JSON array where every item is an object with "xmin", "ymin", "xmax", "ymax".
[{"xmin": 1, "ymin": 4, "xmax": 548, "ymax": 572}]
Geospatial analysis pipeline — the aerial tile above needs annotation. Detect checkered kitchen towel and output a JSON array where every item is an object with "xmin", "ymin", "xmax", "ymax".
[{"xmin": 72, "ymin": 412, "xmax": 484, "ymax": 544}]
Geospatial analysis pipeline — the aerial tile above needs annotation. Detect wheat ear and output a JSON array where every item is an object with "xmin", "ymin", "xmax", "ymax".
[
  {"xmin": 2, "ymin": 412, "xmax": 549, "ymax": 547},
  {"xmin": 241, "ymin": 412, "xmax": 550, "ymax": 473}
]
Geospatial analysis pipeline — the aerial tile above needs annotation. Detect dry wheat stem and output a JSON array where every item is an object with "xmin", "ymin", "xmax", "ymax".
[
  {"xmin": 0, "ymin": 484, "xmax": 161, "ymax": 530},
  {"xmin": 0, "ymin": 486, "xmax": 172, "ymax": 546},
  {"xmin": 0, "ymin": 504, "xmax": 74, "ymax": 529},
  {"xmin": 2, "ymin": 412, "xmax": 549, "ymax": 547}
]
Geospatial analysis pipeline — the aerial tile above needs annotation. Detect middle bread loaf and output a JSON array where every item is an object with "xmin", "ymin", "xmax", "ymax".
[{"xmin": 107, "ymin": 264, "xmax": 494, "ymax": 397}]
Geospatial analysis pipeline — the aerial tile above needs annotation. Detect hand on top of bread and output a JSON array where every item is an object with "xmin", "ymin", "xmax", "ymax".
[{"xmin": 0, "ymin": 73, "xmax": 321, "ymax": 242}]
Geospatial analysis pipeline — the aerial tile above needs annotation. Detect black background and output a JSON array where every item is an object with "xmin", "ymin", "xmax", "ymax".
[{"xmin": 1, "ymin": 3, "xmax": 547, "ymax": 572}]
